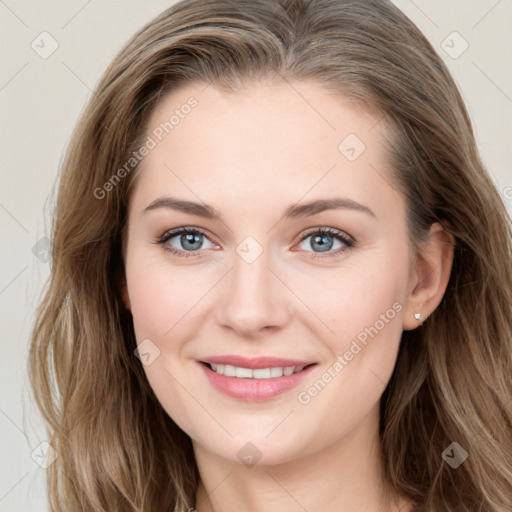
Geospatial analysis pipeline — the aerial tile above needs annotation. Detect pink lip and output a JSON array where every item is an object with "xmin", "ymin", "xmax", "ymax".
[
  {"xmin": 197, "ymin": 359, "xmax": 317, "ymax": 402},
  {"xmin": 199, "ymin": 355, "xmax": 315, "ymax": 369}
]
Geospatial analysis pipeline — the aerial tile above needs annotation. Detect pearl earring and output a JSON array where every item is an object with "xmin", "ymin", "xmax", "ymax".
[{"xmin": 414, "ymin": 312, "xmax": 424, "ymax": 325}]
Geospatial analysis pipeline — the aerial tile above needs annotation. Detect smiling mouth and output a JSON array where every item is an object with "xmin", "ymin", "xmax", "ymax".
[
  {"xmin": 201, "ymin": 362, "xmax": 316, "ymax": 379},
  {"xmin": 198, "ymin": 359, "xmax": 318, "ymax": 402}
]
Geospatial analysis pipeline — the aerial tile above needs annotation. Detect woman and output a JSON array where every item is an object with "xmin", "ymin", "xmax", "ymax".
[{"xmin": 28, "ymin": 0, "xmax": 512, "ymax": 510}]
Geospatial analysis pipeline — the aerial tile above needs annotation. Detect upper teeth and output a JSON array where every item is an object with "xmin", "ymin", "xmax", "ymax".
[{"xmin": 209, "ymin": 363, "xmax": 305, "ymax": 379}]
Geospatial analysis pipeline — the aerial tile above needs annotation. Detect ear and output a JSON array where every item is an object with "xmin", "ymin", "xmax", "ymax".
[
  {"xmin": 119, "ymin": 273, "xmax": 131, "ymax": 312},
  {"xmin": 402, "ymin": 221, "xmax": 455, "ymax": 330}
]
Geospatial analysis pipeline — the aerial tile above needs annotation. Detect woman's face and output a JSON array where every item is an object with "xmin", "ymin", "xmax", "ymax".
[{"xmin": 123, "ymin": 79, "xmax": 417, "ymax": 465}]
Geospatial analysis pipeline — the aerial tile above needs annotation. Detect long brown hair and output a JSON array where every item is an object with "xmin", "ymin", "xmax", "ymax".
[{"xmin": 28, "ymin": 0, "xmax": 512, "ymax": 510}]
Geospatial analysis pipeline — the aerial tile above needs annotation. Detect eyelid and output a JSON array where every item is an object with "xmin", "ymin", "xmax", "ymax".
[
  {"xmin": 154, "ymin": 226, "xmax": 218, "ymax": 254},
  {"xmin": 291, "ymin": 226, "xmax": 355, "ymax": 259},
  {"xmin": 293, "ymin": 226, "xmax": 354, "ymax": 246},
  {"xmin": 154, "ymin": 226, "xmax": 355, "ymax": 258}
]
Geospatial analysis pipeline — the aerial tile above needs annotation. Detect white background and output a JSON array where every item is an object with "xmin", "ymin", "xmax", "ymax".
[{"xmin": 1, "ymin": 1, "xmax": 511, "ymax": 510}]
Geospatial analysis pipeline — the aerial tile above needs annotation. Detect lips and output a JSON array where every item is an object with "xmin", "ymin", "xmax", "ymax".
[{"xmin": 196, "ymin": 355, "xmax": 317, "ymax": 402}]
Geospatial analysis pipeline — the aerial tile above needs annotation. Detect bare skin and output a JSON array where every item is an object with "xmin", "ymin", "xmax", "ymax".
[{"xmin": 121, "ymin": 78, "xmax": 454, "ymax": 512}]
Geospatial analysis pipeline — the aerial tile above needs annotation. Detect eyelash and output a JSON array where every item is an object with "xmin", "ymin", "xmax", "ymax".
[{"xmin": 153, "ymin": 226, "xmax": 355, "ymax": 260}]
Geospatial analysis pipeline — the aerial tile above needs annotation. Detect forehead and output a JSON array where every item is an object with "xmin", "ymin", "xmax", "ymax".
[
  {"xmin": 130, "ymin": 79, "xmax": 400, "ymax": 221},
  {"xmin": 146, "ymin": 79, "xmax": 383, "ymax": 160}
]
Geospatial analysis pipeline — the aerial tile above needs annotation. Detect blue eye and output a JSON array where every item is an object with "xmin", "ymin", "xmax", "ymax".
[
  {"xmin": 154, "ymin": 226, "xmax": 355, "ymax": 259},
  {"xmin": 155, "ymin": 227, "xmax": 216, "ymax": 257},
  {"xmin": 294, "ymin": 227, "xmax": 355, "ymax": 259}
]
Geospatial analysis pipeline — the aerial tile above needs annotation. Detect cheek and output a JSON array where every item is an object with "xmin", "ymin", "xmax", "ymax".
[
  {"xmin": 305, "ymin": 255, "xmax": 407, "ymax": 391},
  {"xmin": 299, "ymin": 259, "xmax": 405, "ymax": 344},
  {"xmin": 125, "ymin": 249, "xmax": 210, "ymax": 340},
  {"xmin": 125, "ymin": 250, "xmax": 207, "ymax": 436},
  {"xmin": 294, "ymin": 271, "xmax": 404, "ymax": 441}
]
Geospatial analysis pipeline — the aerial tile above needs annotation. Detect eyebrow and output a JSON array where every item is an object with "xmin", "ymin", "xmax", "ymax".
[{"xmin": 141, "ymin": 195, "xmax": 376, "ymax": 221}]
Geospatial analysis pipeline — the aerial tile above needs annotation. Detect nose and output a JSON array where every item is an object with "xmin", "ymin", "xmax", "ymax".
[{"xmin": 214, "ymin": 247, "xmax": 292, "ymax": 337}]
